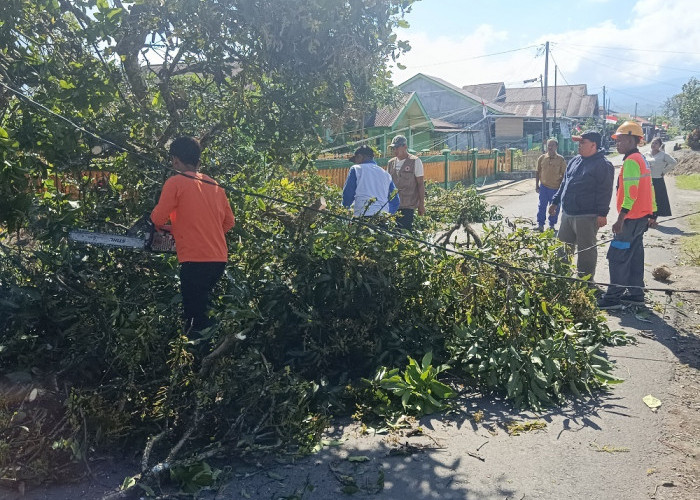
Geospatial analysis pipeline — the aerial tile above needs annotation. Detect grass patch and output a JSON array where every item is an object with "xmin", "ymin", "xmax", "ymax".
[
  {"xmin": 681, "ymin": 212, "xmax": 700, "ymax": 265},
  {"xmin": 674, "ymin": 174, "xmax": 700, "ymax": 191}
]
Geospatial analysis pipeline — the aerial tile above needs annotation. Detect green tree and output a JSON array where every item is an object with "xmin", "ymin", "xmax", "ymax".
[
  {"xmin": 0, "ymin": 0, "xmax": 417, "ymax": 231},
  {"xmin": 676, "ymin": 77, "xmax": 700, "ymax": 132},
  {"xmin": 666, "ymin": 77, "xmax": 700, "ymax": 149}
]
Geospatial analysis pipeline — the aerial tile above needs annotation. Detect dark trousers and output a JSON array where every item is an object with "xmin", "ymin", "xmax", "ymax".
[
  {"xmin": 180, "ymin": 262, "xmax": 226, "ymax": 332},
  {"xmin": 396, "ymin": 208, "xmax": 415, "ymax": 230},
  {"xmin": 536, "ymin": 185, "xmax": 560, "ymax": 228},
  {"xmin": 603, "ymin": 217, "xmax": 648, "ymax": 301}
]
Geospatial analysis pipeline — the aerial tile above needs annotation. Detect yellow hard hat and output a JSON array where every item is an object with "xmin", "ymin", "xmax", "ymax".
[{"xmin": 611, "ymin": 121, "xmax": 644, "ymax": 140}]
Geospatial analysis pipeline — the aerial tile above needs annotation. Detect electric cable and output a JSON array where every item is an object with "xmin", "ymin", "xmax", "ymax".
[
  {"xmin": 404, "ymin": 44, "xmax": 541, "ymax": 69},
  {"xmin": 553, "ymin": 42, "xmax": 700, "ymax": 57},
  {"xmin": 573, "ymin": 209, "xmax": 700, "ymax": 255},
  {"xmin": 3, "ymin": 80, "xmax": 699, "ymax": 297}
]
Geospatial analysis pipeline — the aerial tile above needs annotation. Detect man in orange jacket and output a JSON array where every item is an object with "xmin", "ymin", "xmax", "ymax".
[
  {"xmin": 151, "ymin": 137, "xmax": 235, "ymax": 333},
  {"xmin": 598, "ymin": 122, "xmax": 657, "ymax": 310}
]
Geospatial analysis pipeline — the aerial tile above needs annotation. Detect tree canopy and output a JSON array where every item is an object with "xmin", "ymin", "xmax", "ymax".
[
  {"xmin": 1, "ymin": 0, "xmax": 413, "ymax": 169},
  {"xmin": 677, "ymin": 78, "xmax": 700, "ymax": 131},
  {"xmin": 665, "ymin": 77, "xmax": 700, "ymax": 132}
]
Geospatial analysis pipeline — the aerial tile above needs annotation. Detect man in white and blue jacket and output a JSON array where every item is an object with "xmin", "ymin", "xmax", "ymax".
[{"xmin": 342, "ymin": 145, "xmax": 400, "ymax": 218}]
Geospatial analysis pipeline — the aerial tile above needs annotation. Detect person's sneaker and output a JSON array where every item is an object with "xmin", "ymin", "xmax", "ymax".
[
  {"xmin": 537, "ymin": 225, "xmax": 544, "ymax": 232},
  {"xmin": 597, "ymin": 297, "xmax": 623, "ymax": 310},
  {"xmin": 620, "ymin": 295, "xmax": 646, "ymax": 306}
]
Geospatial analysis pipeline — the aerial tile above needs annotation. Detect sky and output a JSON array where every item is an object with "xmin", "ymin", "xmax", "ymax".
[{"xmin": 390, "ymin": 0, "xmax": 700, "ymax": 116}]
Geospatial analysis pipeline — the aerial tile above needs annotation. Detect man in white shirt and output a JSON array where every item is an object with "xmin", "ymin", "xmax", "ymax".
[
  {"xmin": 387, "ymin": 135, "xmax": 425, "ymax": 230},
  {"xmin": 342, "ymin": 145, "xmax": 400, "ymax": 218}
]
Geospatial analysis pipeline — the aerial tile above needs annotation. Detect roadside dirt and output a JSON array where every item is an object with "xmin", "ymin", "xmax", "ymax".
[
  {"xmin": 10, "ymin": 171, "xmax": 700, "ymax": 500},
  {"xmin": 667, "ymin": 148, "xmax": 700, "ymax": 175}
]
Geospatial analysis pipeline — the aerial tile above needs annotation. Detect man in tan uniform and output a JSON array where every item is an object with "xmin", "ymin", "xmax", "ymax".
[
  {"xmin": 535, "ymin": 138, "xmax": 567, "ymax": 231},
  {"xmin": 387, "ymin": 135, "xmax": 425, "ymax": 230}
]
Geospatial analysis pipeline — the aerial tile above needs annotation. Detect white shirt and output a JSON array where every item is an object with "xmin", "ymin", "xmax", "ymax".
[
  {"xmin": 393, "ymin": 157, "xmax": 424, "ymax": 177},
  {"xmin": 348, "ymin": 163, "xmax": 394, "ymax": 217},
  {"xmin": 647, "ymin": 150, "xmax": 677, "ymax": 178}
]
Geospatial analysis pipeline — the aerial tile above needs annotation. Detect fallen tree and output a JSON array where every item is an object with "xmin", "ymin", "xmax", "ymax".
[{"xmin": 1, "ymin": 177, "xmax": 624, "ymax": 496}]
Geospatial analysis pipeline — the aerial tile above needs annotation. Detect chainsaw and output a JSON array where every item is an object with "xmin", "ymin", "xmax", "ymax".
[{"xmin": 69, "ymin": 215, "xmax": 176, "ymax": 253}]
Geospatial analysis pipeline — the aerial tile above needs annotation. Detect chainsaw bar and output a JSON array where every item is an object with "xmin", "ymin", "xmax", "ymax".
[
  {"xmin": 69, "ymin": 216, "xmax": 177, "ymax": 254},
  {"xmin": 69, "ymin": 230, "xmax": 148, "ymax": 250}
]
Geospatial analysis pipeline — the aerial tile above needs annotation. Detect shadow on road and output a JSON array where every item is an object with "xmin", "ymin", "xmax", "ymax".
[
  {"xmin": 610, "ymin": 302, "xmax": 700, "ymax": 370},
  {"xmin": 652, "ymin": 224, "xmax": 697, "ymax": 236}
]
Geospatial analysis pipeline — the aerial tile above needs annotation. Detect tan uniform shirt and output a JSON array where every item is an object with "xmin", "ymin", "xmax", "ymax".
[{"xmin": 537, "ymin": 153, "xmax": 567, "ymax": 190}]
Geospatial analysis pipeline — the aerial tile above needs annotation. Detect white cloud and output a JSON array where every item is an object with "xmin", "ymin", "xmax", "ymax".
[
  {"xmin": 391, "ymin": 0, "xmax": 700, "ymax": 111},
  {"xmin": 393, "ymin": 26, "xmax": 541, "ymax": 90}
]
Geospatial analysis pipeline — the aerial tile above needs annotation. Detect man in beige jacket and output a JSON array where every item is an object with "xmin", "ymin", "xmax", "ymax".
[
  {"xmin": 387, "ymin": 135, "xmax": 425, "ymax": 230},
  {"xmin": 535, "ymin": 138, "xmax": 567, "ymax": 231}
]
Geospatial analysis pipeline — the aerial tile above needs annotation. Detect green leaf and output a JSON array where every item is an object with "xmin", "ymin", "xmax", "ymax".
[
  {"xmin": 429, "ymin": 380, "xmax": 453, "ymax": 399},
  {"xmin": 342, "ymin": 484, "xmax": 359, "ymax": 494},
  {"xmin": 347, "ymin": 455, "xmax": 370, "ymax": 462},
  {"xmin": 507, "ymin": 371, "xmax": 522, "ymax": 398},
  {"xmin": 121, "ymin": 475, "xmax": 137, "ymax": 490},
  {"xmin": 592, "ymin": 367, "xmax": 624, "ymax": 384},
  {"xmin": 106, "ymin": 7, "xmax": 123, "ymax": 19},
  {"xmin": 421, "ymin": 351, "xmax": 433, "ymax": 372},
  {"xmin": 400, "ymin": 389, "xmax": 411, "ymax": 407}
]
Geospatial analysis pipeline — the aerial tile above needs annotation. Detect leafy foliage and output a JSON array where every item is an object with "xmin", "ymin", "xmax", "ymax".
[
  {"xmin": 667, "ymin": 77, "xmax": 700, "ymax": 149},
  {"xmin": 375, "ymin": 353, "xmax": 454, "ymax": 415},
  {"xmin": 0, "ymin": 1, "xmax": 624, "ymax": 495},
  {"xmin": 444, "ymin": 227, "xmax": 625, "ymax": 409},
  {"xmin": 688, "ymin": 127, "xmax": 700, "ymax": 151},
  {"xmin": 677, "ymin": 78, "xmax": 700, "ymax": 132},
  {"xmin": 419, "ymin": 182, "xmax": 501, "ymax": 228}
]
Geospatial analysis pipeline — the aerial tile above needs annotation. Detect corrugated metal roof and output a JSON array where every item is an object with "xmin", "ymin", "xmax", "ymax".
[
  {"xmin": 504, "ymin": 84, "xmax": 598, "ymax": 118},
  {"xmin": 461, "ymin": 82, "xmax": 505, "ymax": 104},
  {"xmin": 364, "ymin": 92, "xmax": 414, "ymax": 128},
  {"xmin": 409, "ymin": 74, "xmax": 511, "ymax": 114},
  {"xmin": 431, "ymin": 118, "xmax": 462, "ymax": 129}
]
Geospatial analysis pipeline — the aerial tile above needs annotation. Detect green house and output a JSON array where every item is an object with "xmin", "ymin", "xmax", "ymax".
[{"xmin": 362, "ymin": 92, "xmax": 435, "ymax": 156}]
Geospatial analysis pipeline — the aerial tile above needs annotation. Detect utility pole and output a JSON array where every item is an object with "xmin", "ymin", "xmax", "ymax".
[
  {"xmin": 553, "ymin": 65, "xmax": 557, "ymax": 139},
  {"xmin": 602, "ymin": 85, "xmax": 606, "ymax": 145},
  {"xmin": 634, "ymin": 102, "xmax": 638, "ymax": 121},
  {"xmin": 542, "ymin": 41, "xmax": 549, "ymax": 151}
]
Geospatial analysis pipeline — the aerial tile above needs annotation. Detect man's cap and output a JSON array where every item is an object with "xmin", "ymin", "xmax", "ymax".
[
  {"xmin": 348, "ymin": 144, "xmax": 375, "ymax": 163},
  {"xmin": 390, "ymin": 135, "xmax": 407, "ymax": 148},
  {"xmin": 572, "ymin": 130, "xmax": 602, "ymax": 149}
]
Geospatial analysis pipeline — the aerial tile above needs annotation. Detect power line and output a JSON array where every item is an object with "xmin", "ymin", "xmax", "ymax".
[
  {"xmin": 320, "ymin": 97, "xmax": 501, "ymax": 154},
  {"xmin": 3, "ymin": 80, "xmax": 697, "ymax": 296},
  {"xmin": 606, "ymin": 87, "xmax": 667, "ymax": 108},
  {"xmin": 554, "ymin": 42, "xmax": 700, "ymax": 56},
  {"xmin": 554, "ymin": 45, "xmax": 682, "ymax": 89},
  {"xmin": 406, "ymin": 44, "xmax": 541, "ymax": 69},
  {"xmin": 555, "ymin": 43, "xmax": 700, "ymax": 76}
]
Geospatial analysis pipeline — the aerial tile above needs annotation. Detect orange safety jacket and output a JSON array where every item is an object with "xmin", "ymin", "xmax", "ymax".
[
  {"xmin": 616, "ymin": 150, "xmax": 657, "ymax": 219},
  {"xmin": 151, "ymin": 172, "xmax": 235, "ymax": 263}
]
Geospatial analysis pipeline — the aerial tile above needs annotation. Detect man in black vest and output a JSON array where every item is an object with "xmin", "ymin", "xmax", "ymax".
[{"xmin": 387, "ymin": 135, "xmax": 425, "ymax": 230}]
